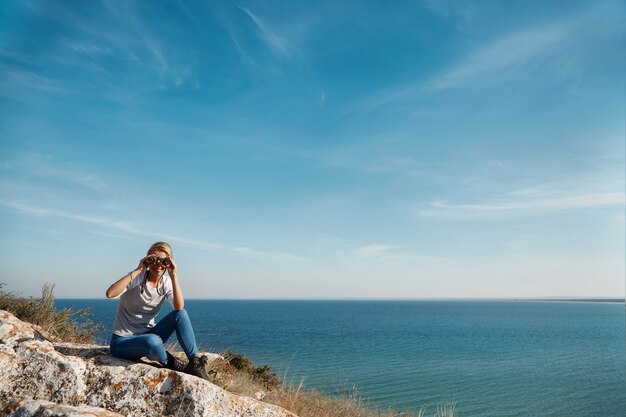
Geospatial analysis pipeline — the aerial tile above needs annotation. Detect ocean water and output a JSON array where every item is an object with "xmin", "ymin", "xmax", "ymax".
[{"xmin": 55, "ymin": 299, "xmax": 626, "ymax": 417}]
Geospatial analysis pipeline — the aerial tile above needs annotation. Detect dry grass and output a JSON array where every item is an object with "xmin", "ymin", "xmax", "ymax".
[
  {"xmin": 266, "ymin": 384, "xmax": 416, "ymax": 417},
  {"xmin": 434, "ymin": 403, "xmax": 457, "ymax": 417},
  {"xmin": 201, "ymin": 353, "xmax": 455, "ymax": 417},
  {"xmin": 0, "ymin": 282, "xmax": 104, "ymax": 343},
  {"xmin": 266, "ymin": 386, "xmax": 457, "ymax": 417}
]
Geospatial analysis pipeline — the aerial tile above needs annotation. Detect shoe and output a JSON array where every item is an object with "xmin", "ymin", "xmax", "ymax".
[
  {"xmin": 184, "ymin": 355, "xmax": 209, "ymax": 380},
  {"xmin": 165, "ymin": 351, "xmax": 187, "ymax": 372}
]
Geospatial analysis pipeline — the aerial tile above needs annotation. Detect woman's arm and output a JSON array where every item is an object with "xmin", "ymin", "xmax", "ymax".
[
  {"xmin": 105, "ymin": 258, "xmax": 146, "ymax": 298},
  {"xmin": 167, "ymin": 259, "xmax": 185, "ymax": 310}
]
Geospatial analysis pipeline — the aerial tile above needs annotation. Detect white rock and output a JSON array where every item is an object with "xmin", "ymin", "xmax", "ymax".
[
  {"xmin": 0, "ymin": 310, "xmax": 35, "ymax": 344},
  {"xmin": 3, "ymin": 398, "xmax": 124, "ymax": 416},
  {"xmin": 0, "ymin": 310, "xmax": 297, "ymax": 417}
]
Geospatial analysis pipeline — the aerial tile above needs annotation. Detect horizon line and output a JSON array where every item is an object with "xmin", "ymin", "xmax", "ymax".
[{"xmin": 55, "ymin": 296, "xmax": 625, "ymax": 302}]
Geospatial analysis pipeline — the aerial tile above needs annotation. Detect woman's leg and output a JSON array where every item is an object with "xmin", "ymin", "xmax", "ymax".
[
  {"xmin": 109, "ymin": 333, "xmax": 168, "ymax": 364},
  {"xmin": 149, "ymin": 309, "xmax": 198, "ymax": 359},
  {"xmin": 149, "ymin": 310, "xmax": 208, "ymax": 380}
]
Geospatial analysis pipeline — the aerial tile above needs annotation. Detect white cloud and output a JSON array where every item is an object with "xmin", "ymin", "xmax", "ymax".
[
  {"xmin": 0, "ymin": 65, "xmax": 68, "ymax": 96},
  {"xmin": 7, "ymin": 153, "xmax": 107, "ymax": 191},
  {"xmin": 353, "ymin": 244, "xmax": 396, "ymax": 259},
  {"xmin": 359, "ymin": 6, "xmax": 622, "ymax": 109},
  {"xmin": 417, "ymin": 192, "xmax": 624, "ymax": 220},
  {"xmin": 362, "ymin": 23, "xmax": 567, "ymax": 108},
  {"xmin": 237, "ymin": 5, "xmax": 294, "ymax": 56},
  {"xmin": 414, "ymin": 146, "xmax": 626, "ymax": 220},
  {"xmin": 0, "ymin": 200, "xmax": 307, "ymax": 262},
  {"xmin": 0, "ymin": 200, "xmax": 144, "ymax": 234},
  {"xmin": 228, "ymin": 28, "xmax": 255, "ymax": 63},
  {"xmin": 336, "ymin": 243, "xmax": 454, "ymax": 266},
  {"xmin": 428, "ymin": 24, "xmax": 567, "ymax": 91}
]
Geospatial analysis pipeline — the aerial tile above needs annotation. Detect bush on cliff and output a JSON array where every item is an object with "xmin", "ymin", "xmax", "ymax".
[
  {"xmin": 0, "ymin": 282, "xmax": 104, "ymax": 344},
  {"xmin": 223, "ymin": 350, "xmax": 281, "ymax": 389}
]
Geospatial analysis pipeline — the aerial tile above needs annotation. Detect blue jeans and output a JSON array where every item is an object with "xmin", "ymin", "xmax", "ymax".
[{"xmin": 110, "ymin": 309, "xmax": 198, "ymax": 364}]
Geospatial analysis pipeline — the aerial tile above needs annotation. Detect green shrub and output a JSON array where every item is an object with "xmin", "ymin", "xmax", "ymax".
[
  {"xmin": 223, "ymin": 350, "xmax": 281, "ymax": 389},
  {"xmin": 0, "ymin": 282, "xmax": 104, "ymax": 344}
]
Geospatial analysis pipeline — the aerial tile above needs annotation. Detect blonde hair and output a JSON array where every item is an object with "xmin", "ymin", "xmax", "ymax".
[
  {"xmin": 147, "ymin": 241, "xmax": 173, "ymax": 258},
  {"xmin": 142, "ymin": 241, "xmax": 173, "ymax": 296}
]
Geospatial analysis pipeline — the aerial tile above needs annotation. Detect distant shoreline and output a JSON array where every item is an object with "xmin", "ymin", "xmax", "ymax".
[
  {"xmin": 518, "ymin": 298, "xmax": 625, "ymax": 304},
  {"xmin": 55, "ymin": 297, "xmax": 626, "ymax": 304}
]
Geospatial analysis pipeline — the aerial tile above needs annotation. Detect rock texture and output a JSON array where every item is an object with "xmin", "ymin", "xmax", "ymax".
[
  {"xmin": 2, "ymin": 398, "xmax": 124, "ymax": 416},
  {"xmin": 0, "ymin": 310, "xmax": 296, "ymax": 417}
]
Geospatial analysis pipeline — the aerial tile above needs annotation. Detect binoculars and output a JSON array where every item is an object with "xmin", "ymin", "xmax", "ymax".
[{"xmin": 145, "ymin": 256, "xmax": 172, "ymax": 267}]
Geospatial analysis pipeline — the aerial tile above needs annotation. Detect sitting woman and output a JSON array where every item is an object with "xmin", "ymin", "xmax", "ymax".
[{"xmin": 106, "ymin": 241, "xmax": 208, "ymax": 379}]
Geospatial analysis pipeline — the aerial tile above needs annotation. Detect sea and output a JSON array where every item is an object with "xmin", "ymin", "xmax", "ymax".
[{"xmin": 55, "ymin": 299, "xmax": 626, "ymax": 417}]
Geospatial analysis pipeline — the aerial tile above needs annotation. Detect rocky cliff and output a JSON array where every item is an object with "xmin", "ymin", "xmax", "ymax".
[{"xmin": 0, "ymin": 310, "xmax": 296, "ymax": 417}]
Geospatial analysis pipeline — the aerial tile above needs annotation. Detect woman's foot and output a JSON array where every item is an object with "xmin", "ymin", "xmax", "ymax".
[
  {"xmin": 164, "ymin": 351, "xmax": 187, "ymax": 372},
  {"xmin": 184, "ymin": 355, "xmax": 209, "ymax": 380}
]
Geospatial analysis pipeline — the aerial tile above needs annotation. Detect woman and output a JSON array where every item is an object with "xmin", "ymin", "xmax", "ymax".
[{"xmin": 106, "ymin": 241, "xmax": 208, "ymax": 379}]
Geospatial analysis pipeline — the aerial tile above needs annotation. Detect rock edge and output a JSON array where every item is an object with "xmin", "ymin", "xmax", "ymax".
[{"xmin": 0, "ymin": 310, "xmax": 296, "ymax": 417}]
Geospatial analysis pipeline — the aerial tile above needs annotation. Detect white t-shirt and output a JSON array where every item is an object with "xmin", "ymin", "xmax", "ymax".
[{"xmin": 111, "ymin": 270, "xmax": 175, "ymax": 337}]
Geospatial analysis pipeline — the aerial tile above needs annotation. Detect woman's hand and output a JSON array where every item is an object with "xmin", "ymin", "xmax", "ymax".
[
  {"xmin": 167, "ymin": 257, "xmax": 184, "ymax": 310},
  {"xmin": 167, "ymin": 257, "xmax": 177, "ymax": 278},
  {"xmin": 135, "ymin": 256, "xmax": 150, "ymax": 273}
]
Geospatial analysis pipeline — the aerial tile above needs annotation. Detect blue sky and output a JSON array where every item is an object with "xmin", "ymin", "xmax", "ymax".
[{"xmin": 1, "ymin": 0, "xmax": 624, "ymax": 298}]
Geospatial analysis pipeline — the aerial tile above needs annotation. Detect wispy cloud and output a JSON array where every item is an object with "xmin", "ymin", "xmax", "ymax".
[
  {"xmin": 68, "ymin": 1, "xmax": 195, "ymax": 89},
  {"xmin": 106, "ymin": 3, "xmax": 195, "ymax": 88},
  {"xmin": 417, "ymin": 162, "xmax": 626, "ymax": 220},
  {"xmin": 0, "ymin": 200, "xmax": 139, "ymax": 232},
  {"xmin": 237, "ymin": 5, "xmax": 294, "ymax": 56},
  {"xmin": 321, "ymin": 140, "xmax": 429, "ymax": 179},
  {"xmin": 428, "ymin": 25, "xmax": 567, "ymax": 91},
  {"xmin": 3, "ymin": 153, "xmax": 106, "ymax": 191},
  {"xmin": 228, "ymin": 28, "xmax": 254, "ymax": 63},
  {"xmin": 421, "ymin": 0, "xmax": 475, "ymax": 23},
  {"xmin": 352, "ymin": 244, "xmax": 397, "ymax": 259},
  {"xmin": 417, "ymin": 191, "xmax": 624, "ymax": 220},
  {"xmin": 362, "ymin": 25, "xmax": 567, "ymax": 109},
  {"xmin": 0, "ymin": 64, "xmax": 68, "ymax": 96},
  {"xmin": 337, "ymin": 243, "xmax": 454, "ymax": 266},
  {"xmin": 359, "ymin": 6, "xmax": 621, "ymax": 109},
  {"xmin": 0, "ymin": 200, "xmax": 308, "ymax": 262}
]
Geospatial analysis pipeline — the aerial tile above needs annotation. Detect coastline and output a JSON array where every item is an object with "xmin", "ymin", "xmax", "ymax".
[{"xmin": 514, "ymin": 298, "xmax": 625, "ymax": 304}]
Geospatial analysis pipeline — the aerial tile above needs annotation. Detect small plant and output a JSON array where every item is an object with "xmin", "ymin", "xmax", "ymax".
[
  {"xmin": 0, "ymin": 282, "xmax": 104, "ymax": 344},
  {"xmin": 223, "ymin": 350, "xmax": 281, "ymax": 389},
  {"xmin": 435, "ymin": 402, "xmax": 457, "ymax": 417}
]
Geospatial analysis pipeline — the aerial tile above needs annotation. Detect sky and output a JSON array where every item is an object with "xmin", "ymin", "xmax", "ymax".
[{"xmin": 0, "ymin": 0, "xmax": 624, "ymax": 299}]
